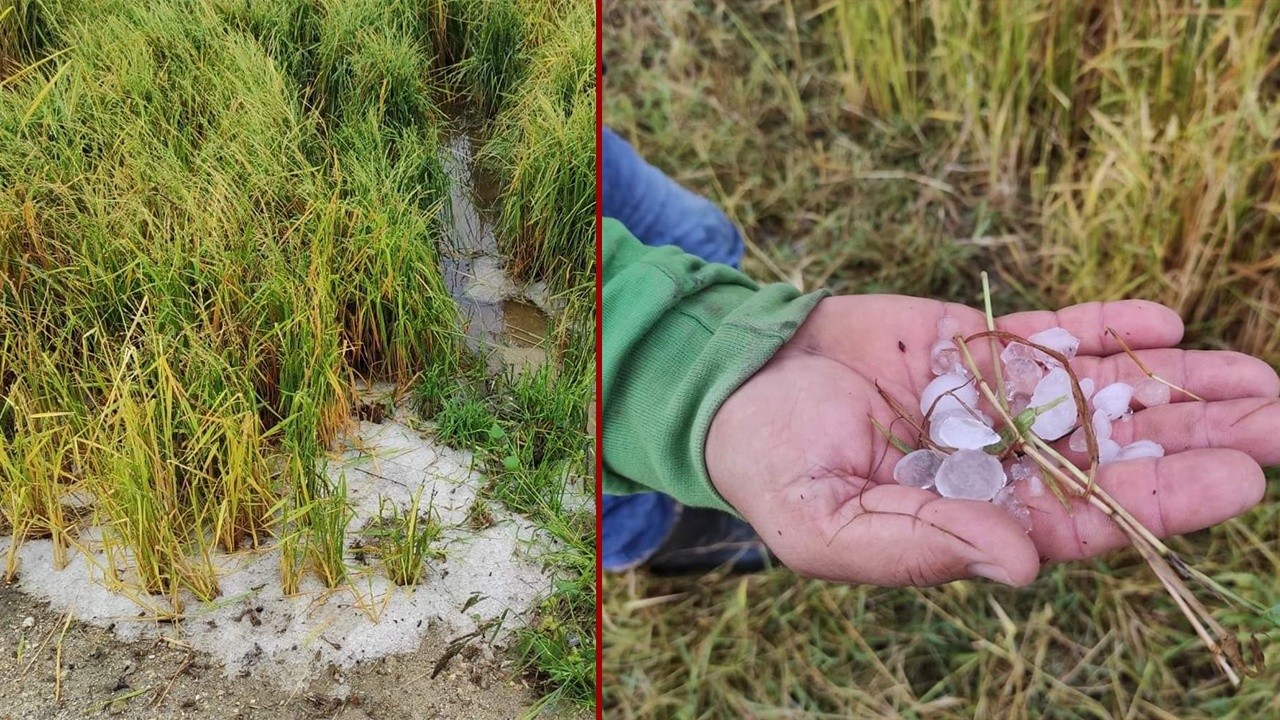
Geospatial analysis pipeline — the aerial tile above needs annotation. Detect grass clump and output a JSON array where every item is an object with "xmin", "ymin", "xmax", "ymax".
[
  {"xmin": 372, "ymin": 487, "xmax": 445, "ymax": 587},
  {"xmin": 455, "ymin": 0, "xmax": 526, "ymax": 115},
  {"xmin": 483, "ymin": 0, "xmax": 594, "ymax": 286}
]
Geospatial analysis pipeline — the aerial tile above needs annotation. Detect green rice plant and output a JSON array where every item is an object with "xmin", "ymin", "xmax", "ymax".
[
  {"xmin": 306, "ymin": 475, "xmax": 352, "ymax": 588},
  {"xmin": 456, "ymin": 0, "xmax": 525, "ymax": 115},
  {"xmin": 214, "ymin": 0, "xmax": 323, "ymax": 93},
  {"xmin": 374, "ymin": 487, "xmax": 444, "ymax": 586},
  {"xmin": 0, "ymin": 0, "xmax": 50, "ymax": 72},
  {"xmin": 483, "ymin": 0, "xmax": 593, "ymax": 286},
  {"xmin": 0, "ymin": 382, "xmax": 75, "ymax": 575},
  {"xmin": 329, "ymin": 110, "xmax": 461, "ymax": 377},
  {"xmin": 310, "ymin": 0, "xmax": 436, "ymax": 126}
]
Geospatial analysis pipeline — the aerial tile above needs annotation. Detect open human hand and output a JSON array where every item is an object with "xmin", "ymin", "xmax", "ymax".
[{"xmin": 706, "ymin": 295, "xmax": 1280, "ymax": 586}]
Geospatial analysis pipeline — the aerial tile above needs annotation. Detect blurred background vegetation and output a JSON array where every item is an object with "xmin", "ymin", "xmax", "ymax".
[{"xmin": 603, "ymin": 1, "xmax": 1280, "ymax": 717}]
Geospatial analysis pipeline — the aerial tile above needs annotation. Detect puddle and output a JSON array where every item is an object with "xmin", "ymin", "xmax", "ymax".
[{"xmin": 439, "ymin": 134, "xmax": 551, "ymax": 375}]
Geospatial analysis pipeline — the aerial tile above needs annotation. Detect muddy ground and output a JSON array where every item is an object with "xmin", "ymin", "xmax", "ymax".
[{"xmin": 0, "ymin": 580, "xmax": 592, "ymax": 719}]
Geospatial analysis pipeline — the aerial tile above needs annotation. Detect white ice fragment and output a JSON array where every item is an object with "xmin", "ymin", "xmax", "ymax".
[
  {"xmin": 1009, "ymin": 457, "xmax": 1034, "ymax": 482},
  {"xmin": 930, "ymin": 339, "xmax": 962, "ymax": 376},
  {"xmin": 1027, "ymin": 474, "xmax": 1045, "ymax": 497},
  {"xmin": 1000, "ymin": 342, "xmax": 1033, "ymax": 366},
  {"xmin": 1072, "ymin": 407, "xmax": 1114, "ymax": 452},
  {"xmin": 937, "ymin": 315, "xmax": 960, "ymax": 341},
  {"xmin": 920, "ymin": 373, "xmax": 977, "ymax": 417},
  {"xmin": 1028, "ymin": 367, "xmax": 1078, "ymax": 440},
  {"xmin": 1092, "ymin": 408, "xmax": 1112, "ymax": 441},
  {"xmin": 1027, "ymin": 327, "xmax": 1080, "ymax": 365},
  {"xmin": 1117, "ymin": 440, "xmax": 1165, "ymax": 461},
  {"xmin": 1132, "ymin": 378, "xmax": 1171, "ymax": 408},
  {"xmin": 928, "ymin": 408, "xmax": 993, "ymax": 447},
  {"xmin": 1098, "ymin": 438, "xmax": 1122, "ymax": 463},
  {"xmin": 1093, "ymin": 382, "xmax": 1134, "ymax": 420},
  {"xmin": 893, "ymin": 449, "xmax": 944, "ymax": 489},
  {"xmin": 1009, "ymin": 392, "xmax": 1031, "ymax": 417},
  {"xmin": 1068, "ymin": 426, "xmax": 1088, "ymax": 453},
  {"xmin": 993, "ymin": 486, "xmax": 1032, "ymax": 532},
  {"xmin": 936, "ymin": 413, "xmax": 1001, "ymax": 450},
  {"xmin": 934, "ymin": 449, "xmax": 1007, "ymax": 501},
  {"xmin": 1003, "ymin": 357, "xmax": 1043, "ymax": 397},
  {"xmin": 1079, "ymin": 377, "xmax": 1096, "ymax": 399}
]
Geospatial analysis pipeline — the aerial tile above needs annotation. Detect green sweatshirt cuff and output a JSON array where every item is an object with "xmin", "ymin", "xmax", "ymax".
[{"xmin": 601, "ymin": 218, "xmax": 828, "ymax": 514}]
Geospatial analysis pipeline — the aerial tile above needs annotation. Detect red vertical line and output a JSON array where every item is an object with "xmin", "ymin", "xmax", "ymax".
[{"xmin": 593, "ymin": 0, "xmax": 605, "ymax": 716}]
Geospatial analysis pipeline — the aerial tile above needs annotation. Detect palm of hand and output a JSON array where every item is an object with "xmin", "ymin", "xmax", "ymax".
[{"xmin": 706, "ymin": 295, "xmax": 1280, "ymax": 586}]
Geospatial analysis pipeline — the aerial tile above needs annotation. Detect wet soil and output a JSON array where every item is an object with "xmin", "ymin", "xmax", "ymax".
[{"xmin": 0, "ymin": 581, "xmax": 555, "ymax": 720}]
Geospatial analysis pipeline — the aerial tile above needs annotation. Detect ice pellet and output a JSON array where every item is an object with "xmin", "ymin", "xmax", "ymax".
[
  {"xmin": 993, "ymin": 486, "xmax": 1032, "ymax": 532},
  {"xmin": 1000, "ymin": 342, "xmax": 1034, "ymax": 366},
  {"xmin": 894, "ymin": 449, "xmax": 945, "ymax": 489},
  {"xmin": 937, "ymin": 315, "xmax": 960, "ymax": 341},
  {"xmin": 1027, "ymin": 474, "xmax": 1045, "ymax": 497},
  {"xmin": 1092, "ymin": 408, "xmax": 1112, "ymax": 441},
  {"xmin": 930, "ymin": 339, "xmax": 962, "ymax": 376},
  {"xmin": 1079, "ymin": 377, "xmax": 1096, "ymax": 399},
  {"xmin": 936, "ymin": 413, "xmax": 1001, "ymax": 450},
  {"xmin": 1009, "ymin": 457, "xmax": 1036, "ymax": 482},
  {"xmin": 934, "ymin": 450, "xmax": 1008, "ymax": 501},
  {"xmin": 1028, "ymin": 327, "xmax": 1080, "ymax": 365},
  {"xmin": 1098, "ymin": 438, "xmax": 1121, "ymax": 463},
  {"xmin": 1071, "ymin": 407, "xmax": 1113, "ymax": 452},
  {"xmin": 1117, "ymin": 440, "xmax": 1165, "ymax": 461},
  {"xmin": 1132, "ymin": 378, "xmax": 1171, "ymax": 408},
  {"xmin": 920, "ymin": 373, "xmax": 977, "ymax": 417},
  {"xmin": 1068, "ymin": 426, "xmax": 1088, "ymax": 453},
  {"xmin": 1093, "ymin": 382, "xmax": 1134, "ymax": 420},
  {"xmin": 1029, "ymin": 367, "xmax": 1078, "ymax": 440},
  {"xmin": 1009, "ymin": 392, "xmax": 1031, "ymax": 416},
  {"xmin": 1003, "ymin": 357, "xmax": 1043, "ymax": 397}
]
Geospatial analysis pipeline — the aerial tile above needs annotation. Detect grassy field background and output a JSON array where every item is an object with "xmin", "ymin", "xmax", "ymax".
[
  {"xmin": 603, "ymin": 1, "xmax": 1280, "ymax": 717},
  {"xmin": 0, "ymin": 0, "xmax": 594, "ymax": 710}
]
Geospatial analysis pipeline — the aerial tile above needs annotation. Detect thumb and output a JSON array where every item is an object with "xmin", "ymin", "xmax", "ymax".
[{"xmin": 753, "ymin": 481, "xmax": 1042, "ymax": 587}]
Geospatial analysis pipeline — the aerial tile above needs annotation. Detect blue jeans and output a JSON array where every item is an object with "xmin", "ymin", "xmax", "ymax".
[{"xmin": 601, "ymin": 126, "xmax": 744, "ymax": 571}]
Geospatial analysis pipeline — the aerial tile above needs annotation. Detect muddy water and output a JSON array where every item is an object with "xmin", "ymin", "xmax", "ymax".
[{"xmin": 439, "ymin": 134, "xmax": 551, "ymax": 374}]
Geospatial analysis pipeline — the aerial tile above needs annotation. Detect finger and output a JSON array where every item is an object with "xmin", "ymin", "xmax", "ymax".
[
  {"xmin": 1058, "ymin": 397, "xmax": 1280, "ymax": 467},
  {"xmin": 1023, "ymin": 449, "xmax": 1264, "ymax": 563},
  {"xmin": 763, "ymin": 481, "xmax": 1041, "ymax": 587},
  {"xmin": 1069, "ymin": 349, "xmax": 1280, "ymax": 403},
  {"xmin": 996, "ymin": 300, "xmax": 1184, "ymax": 356}
]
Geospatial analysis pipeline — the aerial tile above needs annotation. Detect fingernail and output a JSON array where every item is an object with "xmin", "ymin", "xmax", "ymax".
[{"xmin": 968, "ymin": 562, "xmax": 1014, "ymax": 586}]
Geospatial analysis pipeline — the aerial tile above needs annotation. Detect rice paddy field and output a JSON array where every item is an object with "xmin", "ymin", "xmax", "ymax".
[
  {"xmin": 0, "ymin": 0, "xmax": 594, "ymax": 716},
  {"xmin": 603, "ymin": 1, "xmax": 1280, "ymax": 717}
]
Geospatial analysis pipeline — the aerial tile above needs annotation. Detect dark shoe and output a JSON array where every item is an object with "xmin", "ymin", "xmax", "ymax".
[{"xmin": 646, "ymin": 506, "xmax": 774, "ymax": 576}]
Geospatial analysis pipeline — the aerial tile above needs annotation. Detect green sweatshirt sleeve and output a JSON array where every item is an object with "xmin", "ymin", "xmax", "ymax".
[{"xmin": 601, "ymin": 218, "xmax": 829, "ymax": 513}]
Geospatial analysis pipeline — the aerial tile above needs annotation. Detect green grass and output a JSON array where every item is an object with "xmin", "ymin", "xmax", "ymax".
[
  {"xmin": 416, "ymin": 315, "xmax": 596, "ymax": 707},
  {"xmin": 484, "ymin": 0, "xmax": 594, "ymax": 286},
  {"xmin": 604, "ymin": 1, "xmax": 1280, "ymax": 717},
  {"xmin": 1, "ymin": 0, "xmax": 594, "ymax": 711},
  {"xmin": 374, "ymin": 486, "xmax": 445, "ymax": 587}
]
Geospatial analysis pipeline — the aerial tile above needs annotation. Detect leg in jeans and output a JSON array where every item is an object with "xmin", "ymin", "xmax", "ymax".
[{"xmin": 601, "ymin": 126, "xmax": 764, "ymax": 573}]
